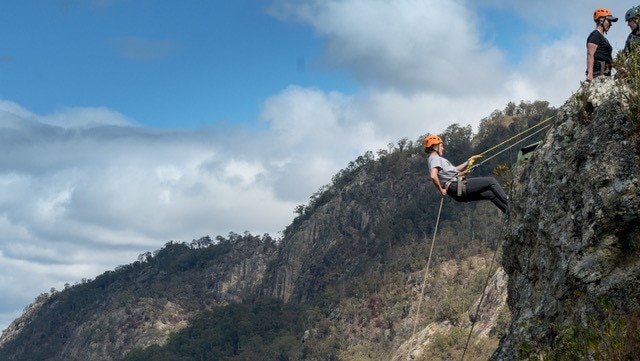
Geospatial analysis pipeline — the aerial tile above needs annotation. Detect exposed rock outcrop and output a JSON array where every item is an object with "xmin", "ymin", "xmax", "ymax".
[
  {"xmin": 262, "ymin": 157, "xmax": 432, "ymax": 303},
  {"xmin": 492, "ymin": 77, "xmax": 640, "ymax": 359}
]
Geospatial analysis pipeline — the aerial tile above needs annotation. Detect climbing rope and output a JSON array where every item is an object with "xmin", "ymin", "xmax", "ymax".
[
  {"xmin": 475, "ymin": 115, "xmax": 555, "ymax": 160},
  {"xmin": 409, "ymin": 197, "xmax": 444, "ymax": 353},
  {"xmin": 459, "ymin": 212, "xmax": 509, "ymax": 361},
  {"xmin": 469, "ymin": 122, "xmax": 553, "ymax": 173},
  {"xmin": 457, "ymin": 119, "xmax": 554, "ymax": 360},
  {"xmin": 410, "ymin": 115, "xmax": 555, "ymax": 359},
  {"xmin": 408, "ymin": 198, "xmax": 508, "ymax": 361}
]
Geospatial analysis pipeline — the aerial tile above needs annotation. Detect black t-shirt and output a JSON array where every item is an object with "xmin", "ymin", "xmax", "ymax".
[{"xmin": 587, "ymin": 30, "xmax": 613, "ymax": 72}]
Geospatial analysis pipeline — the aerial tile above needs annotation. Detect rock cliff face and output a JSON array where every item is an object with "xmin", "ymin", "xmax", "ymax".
[
  {"xmin": 263, "ymin": 159, "xmax": 430, "ymax": 303},
  {"xmin": 492, "ymin": 77, "xmax": 640, "ymax": 359}
]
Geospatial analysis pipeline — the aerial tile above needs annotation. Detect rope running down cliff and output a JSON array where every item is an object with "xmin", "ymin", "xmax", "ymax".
[
  {"xmin": 409, "ymin": 115, "xmax": 555, "ymax": 359},
  {"xmin": 459, "ymin": 116, "xmax": 555, "ymax": 360}
]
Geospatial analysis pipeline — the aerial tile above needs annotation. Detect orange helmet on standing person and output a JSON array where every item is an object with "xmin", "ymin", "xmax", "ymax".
[{"xmin": 593, "ymin": 8, "xmax": 618, "ymax": 22}]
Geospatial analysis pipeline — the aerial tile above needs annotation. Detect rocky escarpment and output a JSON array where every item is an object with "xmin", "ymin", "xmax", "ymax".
[
  {"xmin": 262, "ymin": 152, "xmax": 434, "ymax": 303},
  {"xmin": 492, "ymin": 77, "xmax": 640, "ymax": 359}
]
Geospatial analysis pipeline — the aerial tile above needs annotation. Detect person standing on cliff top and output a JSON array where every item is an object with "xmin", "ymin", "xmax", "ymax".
[
  {"xmin": 586, "ymin": 8, "xmax": 618, "ymax": 81},
  {"xmin": 425, "ymin": 135, "xmax": 508, "ymax": 213},
  {"xmin": 625, "ymin": 5, "xmax": 640, "ymax": 53}
]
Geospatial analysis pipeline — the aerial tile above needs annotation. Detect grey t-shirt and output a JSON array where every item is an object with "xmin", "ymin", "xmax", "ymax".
[{"xmin": 428, "ymin": 154, "xmax": 459, "ymax": 184}]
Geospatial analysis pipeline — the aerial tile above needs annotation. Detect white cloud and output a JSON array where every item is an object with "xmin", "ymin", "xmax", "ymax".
[
  {"xmin": 42, "ymin": 106, "xmax": 135, "ymax": 128},
  {"xmin": 0, "ymin": 100, "xmax": 35, "ymax": 119},
  {"xmin": 270, "ymin": 0, "xmax": 507, "ymax": 94},
  {"xmin": 0, "ymin": 105, "xmax": 306, "ymax": 329},
  {"xmin": 261, "ymin": 86, "xmax": 350, "ymax": 148}
]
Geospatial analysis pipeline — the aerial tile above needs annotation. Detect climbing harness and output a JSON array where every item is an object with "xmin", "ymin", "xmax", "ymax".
[{"xmin": 456, "ymin": 174, "xmax": 467, "ymax": 197}]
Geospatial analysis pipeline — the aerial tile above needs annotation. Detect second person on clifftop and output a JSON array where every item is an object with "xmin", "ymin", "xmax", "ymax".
[
  {"xmin": 625, "ymin": 5, "xmax": 640, "ymax": 53},
  {"xmin": 425, "ymin": 135, "xmax": 509, "ymax": 214}
]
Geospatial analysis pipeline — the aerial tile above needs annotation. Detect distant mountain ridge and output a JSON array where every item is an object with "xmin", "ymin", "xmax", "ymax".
[{"xmin": 0, "ymin": 234, "xmax": 279, "ymax": 360}]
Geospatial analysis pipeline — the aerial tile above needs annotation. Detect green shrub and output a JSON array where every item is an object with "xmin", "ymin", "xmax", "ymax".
[
  {"xmin": 546, "ymin": 300, "xmax": 640, "ymax": 361},
  {"xmin": 614, "ymin": 49, "xmax": 640, "ymax": 126}
]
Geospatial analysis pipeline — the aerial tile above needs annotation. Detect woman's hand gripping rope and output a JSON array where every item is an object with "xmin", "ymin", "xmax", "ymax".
[
  {"xmin": 468, "ymin": 154, "xmax": 482, "ymax": 167},
  {"xmin": 462, "ymin": 154, "xmax": 482, "ymax": 176}
]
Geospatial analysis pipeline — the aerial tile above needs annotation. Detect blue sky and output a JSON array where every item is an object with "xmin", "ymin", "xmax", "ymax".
[
  {"xmin": 0, "ymin": 0, "xmax": 634, "ymax": 334},
  {"xmin": 1, "ymin": 0, "xmax": 354, "ymax": 127}
]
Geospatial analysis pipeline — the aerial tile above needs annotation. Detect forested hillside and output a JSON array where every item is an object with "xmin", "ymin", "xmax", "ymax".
[{"xmin": 0, "ymin": 101, "xmax": 556, "ymax": 361}]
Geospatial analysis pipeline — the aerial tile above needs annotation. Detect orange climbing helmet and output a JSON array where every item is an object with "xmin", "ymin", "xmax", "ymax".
[
  {"xmin": 424, "ymin": 135, "xmax": 443, "ymax": 150},
  {"xmin": 593, "ymin": 8, "xmax": 618, "ymax": 22}
]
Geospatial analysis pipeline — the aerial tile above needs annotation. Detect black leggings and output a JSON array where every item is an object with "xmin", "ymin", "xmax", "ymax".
[{"xmin": 447, "ymin": 177, "xmax": 508, "ymax": 213}]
